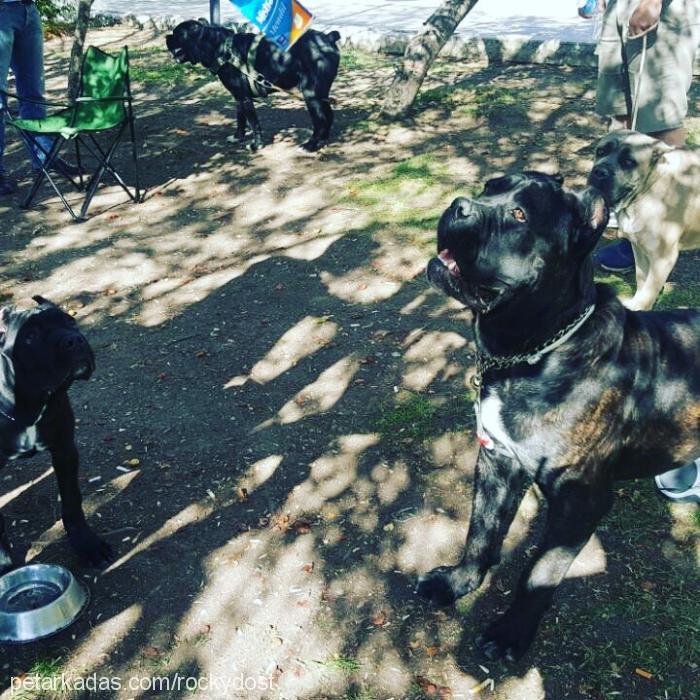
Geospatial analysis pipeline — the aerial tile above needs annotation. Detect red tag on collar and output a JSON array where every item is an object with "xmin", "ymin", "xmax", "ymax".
[{"xmin": 477, "ymin": 431, "xmax": 494, "ymax": 450}]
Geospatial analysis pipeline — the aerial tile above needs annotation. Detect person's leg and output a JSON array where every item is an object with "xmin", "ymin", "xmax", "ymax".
[
  {"xmin": 11, "ymin": 3, "xmax": 52, "ymax": 165},
  {"xmin": 0, "ymin": 3, "xmax": 18, "ymax": 190}
]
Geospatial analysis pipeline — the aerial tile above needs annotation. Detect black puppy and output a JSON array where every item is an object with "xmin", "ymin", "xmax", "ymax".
[
  {"xmin": 419, "ymin": 172, "xmax": 700, "ymax": 661},
  {"xmin": 165, "ymin": 20, "xmax": 341, "ymax": 152},
  {"xmin": 0, "ymin": 297, "xmax": 112, "ymax": 573}
]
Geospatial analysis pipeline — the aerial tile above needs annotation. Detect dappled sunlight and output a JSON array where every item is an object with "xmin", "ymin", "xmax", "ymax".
[
  {"xmin": 247, "ymin": 316, "xmax": 338, "ymax": 385},
  {"xmin": 63, "ymin": 605, "xmax": 143, "ymax": 681},
  {"xmin": 236, "ymin": 454, "xmax": 284, "ymax": 494},
  {"xmin": 105, "ymin": 498, "xmax": 215, "ymax": 574},
  {"xmin": 397, "ymin": 511, "xmax": 468, "ymax": 573},
  {"xmin": 401, "ymin": 328, "xmax": 468, "ymax": 391},
  {"xmin": 1, "ymin": 24, "xmax": 697, "ymax": 700},
  {"xmin": 284, "ymin": 433, "xmax": 379, "ymax": 515},
  {"xmin": 321, "ymin": 267, "xmax": 402, "ymax": 304},
  {"xmin": 259, "ymin": 355, "xmax": 361, "ymax": 427}
]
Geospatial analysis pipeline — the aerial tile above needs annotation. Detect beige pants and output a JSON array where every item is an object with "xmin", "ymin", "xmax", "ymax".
[{"xmin": 596, "ymin": 0, "xmax": 700, "ymax": 133}]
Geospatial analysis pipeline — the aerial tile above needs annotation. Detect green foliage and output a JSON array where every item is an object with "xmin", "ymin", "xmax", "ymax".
[{"xmin": 36, "ymin": 0, "xmax": 74, "ymax": 35}]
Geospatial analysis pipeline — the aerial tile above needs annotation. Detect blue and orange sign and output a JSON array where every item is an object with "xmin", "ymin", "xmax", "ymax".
[{"xmin": 228, "ymin": 0, "xmax": 314, "ymax": 50}]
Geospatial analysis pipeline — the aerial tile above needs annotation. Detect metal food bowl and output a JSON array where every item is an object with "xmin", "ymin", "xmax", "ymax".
[{"xmin": 0, "ymin": 564, "xmax": 89, "ymax": 644}]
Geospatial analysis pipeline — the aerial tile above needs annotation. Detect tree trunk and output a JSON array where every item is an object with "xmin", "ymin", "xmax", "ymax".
[
  {"xmin": 67, "ymin": 0, "xmax": 95, "ymax": 101},
  {"xmin": 381, "ymin": 0, "xmax": 480, "ymax": 119}
]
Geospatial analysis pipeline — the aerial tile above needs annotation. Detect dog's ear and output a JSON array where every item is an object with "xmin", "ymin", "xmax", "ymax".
[
  {"xmin": 32, "ymin": 295, "xmax": 57, "ymax": 308},
  {"xmin": 570, "ymin": 188, "xmax": 609, "ymax": 255},
  {"xmin": 650, "ymin": 141, "xmax": 674, "ymax": 169}
]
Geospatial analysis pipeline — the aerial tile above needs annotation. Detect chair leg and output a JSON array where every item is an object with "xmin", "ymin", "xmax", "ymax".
[
  {"xmin": 128, "ymin": 116, "xmax": 142, "ymax": 203},
  {"xmin": 78, "ymin": 130, "xmax": 126, "ymax": 220}
]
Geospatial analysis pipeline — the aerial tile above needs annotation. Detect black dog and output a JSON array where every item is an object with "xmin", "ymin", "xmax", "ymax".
[
  {"xmin": 0, "ymin": 297, "xmax": 112, "ymax": 573},
  {"xmin": 418, "ymin": 172, "xmax": 700, "ymax": 661},
  {"xmin": 165, "ymin": 20, "xmax": 341, "ymax": 151}
]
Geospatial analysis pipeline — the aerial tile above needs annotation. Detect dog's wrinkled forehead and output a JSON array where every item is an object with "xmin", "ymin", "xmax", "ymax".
[
  {"xmin": 476, "ymin": 172, "xmax": 567, "ymax": 218},
  {"xmin": 595, "ymin": 130, "xmax": 659, "ymax": 162},
  {"xmin": 0, "ymin": 297, "xmax": 77, "ymax": 350}
]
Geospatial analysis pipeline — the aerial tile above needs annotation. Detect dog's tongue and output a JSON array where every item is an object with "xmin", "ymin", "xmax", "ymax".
[{"xmin": 439, "ymin": 249, "xmax": 460, "ymax": 277}]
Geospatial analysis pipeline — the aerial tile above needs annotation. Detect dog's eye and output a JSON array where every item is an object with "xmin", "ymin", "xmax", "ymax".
[
  {"xmin": 511, "ymin": 208, "xmax": 527, "ymax": 222},
  {"xmin": 620, "ymin": 155, "xmax": 636, "ymax": 170}
]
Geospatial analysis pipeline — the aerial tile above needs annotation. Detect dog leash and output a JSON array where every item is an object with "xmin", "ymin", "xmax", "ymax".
[
  {"xmin": 619, "ymin": 6, "xmax": 659, "ymax": 130},
  {"xmin": 471, "ymin": 304, "xmax": 595, "ymax": 451}
]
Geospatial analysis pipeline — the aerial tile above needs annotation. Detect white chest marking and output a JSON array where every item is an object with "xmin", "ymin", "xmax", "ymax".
[{"xmin": 478, "ymin": 392, "xmax": 520, "ymax": 458}]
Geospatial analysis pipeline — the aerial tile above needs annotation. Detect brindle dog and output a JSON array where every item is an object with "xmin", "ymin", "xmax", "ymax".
[
  {"xmin": 418, "ymin": 171, "xmax": 700, "ymax": 661},
  {"xmin": 166, "ymin": 20, "xmax": 340, "ymax": 152}
]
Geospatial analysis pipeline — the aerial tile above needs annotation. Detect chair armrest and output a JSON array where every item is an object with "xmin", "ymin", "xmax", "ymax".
[
  {"xmin": 75, "ymin": 95, "xmax": 129, "ymax": 103},
  {"xmin": 0, "ymin": 88, "xmax": 71, "ymax": 108}
]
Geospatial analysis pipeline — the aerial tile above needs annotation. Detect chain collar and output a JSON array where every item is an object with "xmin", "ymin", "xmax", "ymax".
[{"xmin": 473, "ymin": 303, "xmax": 595, "ymax": 379}]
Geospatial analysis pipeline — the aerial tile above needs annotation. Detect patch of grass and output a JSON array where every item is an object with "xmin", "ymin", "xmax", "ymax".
[
  {"xmin": 12, "ymin": 657, "xmax": 64, "ymax": 700},
  {"xmin": 574, "ymin": 478, "xmax": 700, "ymax": 697},
  {"xmin": 340, "ymin": 48, "xmax": 387, "ymax": 72},
  {"xmin": 656, "ymin": 284, "xmax": 700, "ymax": 309},
  {"xmin": 130, "ymin": 50, "xmax": 209, "ymax": 85},
  {"xmin": 378, "ymin": 390, "xmax": 439, "ymax": 443},
  {"xmin": 325, "ymin": 656, "xmax": 362, "ymax": 672},
  {"xmin": 595, "ymin": 271, "xmax": 635, "ymax": 300},
  {"xmin": 343, "ymin": 687, "xmax": 376, "ymax": 700},
  {"xmin": 342, "ymin": 154, "xmax": 451, "ymax": 226}
]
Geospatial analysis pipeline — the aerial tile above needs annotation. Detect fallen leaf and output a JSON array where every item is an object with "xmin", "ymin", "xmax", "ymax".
[
  {"xmin": 271, "ymin": 514, "xmax": 291, "ymax": 531},
  {"xmin": 302, "ymin": 562, "xmax": 314, "ymax": 573},
  {"xmin": 195, "ymin": 350, "xmax": 208, "ymax": 358},
  {"xmin": 292, "ymin": 520, "xmax": 312, "ymax": 534},
  {"xmin": 143, "ymin": 646, "xmax": 162, "ymax": 658},
  {"xmin": 425, "ymin": 645, "xmax": 440, "ymax": 657},
  {"xmin": 635, "ymin": 668, "xmax": 653, "ymax": 680},
  {"xmin": 416, "ymin": 675, "xmax": 439, "ymax": 696},
  {"xmin": 126, "ymin": 458, "xmax": 140, "ymax": 467},
  {"xmin": 371, "ymin": 610, "xmax": 388, "ymax": 627}
]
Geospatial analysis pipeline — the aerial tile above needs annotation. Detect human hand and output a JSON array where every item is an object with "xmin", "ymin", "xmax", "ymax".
[{"xmin": 628, "ymin": 0, "xmax": 662, "ymax": 36}]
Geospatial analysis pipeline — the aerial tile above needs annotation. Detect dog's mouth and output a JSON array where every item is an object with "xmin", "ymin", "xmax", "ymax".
[
  {"xmin": 166, "ymin": 40, "xmax": 188, "ymax": 63},
  {"xmin": 438, "ymin": 248, "xmax": 461, "ymax": 277},
  {"xmin": 434, "ymin": 249, "xmax": 505, "ymax": 313}
]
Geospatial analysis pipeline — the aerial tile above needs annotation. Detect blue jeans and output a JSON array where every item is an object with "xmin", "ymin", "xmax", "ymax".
[{"xmin": 0, "ymin": 2, "xmax": 53, "ymax": 173}]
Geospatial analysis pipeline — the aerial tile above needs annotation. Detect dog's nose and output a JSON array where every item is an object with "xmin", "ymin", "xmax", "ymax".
[
  {"xmin": 451, "ymin": 197, "xmax": 474, "ymax": 218},
  {"xmin": 590, "ymin": 164, "xmax": 611, "ymax": 181}
]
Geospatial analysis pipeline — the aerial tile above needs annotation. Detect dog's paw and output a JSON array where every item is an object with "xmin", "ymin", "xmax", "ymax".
[
  {"xmin": 67, "ymin": 525, "xmax": 114, "ymax": 569},
  {"xmin": 415, "ymin": 567, "xmax": 459, "ymax": 607},
  {"xmin": 299, "ymin": 138, "xmax": 326, "ymax": 153},
  {"xmin": 476, "ymin": 617, "xmax": 534, "ymax": 663}
]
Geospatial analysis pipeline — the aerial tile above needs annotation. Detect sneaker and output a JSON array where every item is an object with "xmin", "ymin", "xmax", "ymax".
[
  {"xmin": 596, "ymin": 239, "xmax": 634, "ymax": 273},
  {"xmin": 0, "ymin": 172, "xmax": 18, "ymax": 195},
  {"xmin": 655, "ymin": 459, "xmax": 700, "ymax": 503},
  {"xmin": 578, "ymin": 0, "xmax": 599, "ymax": 19}
]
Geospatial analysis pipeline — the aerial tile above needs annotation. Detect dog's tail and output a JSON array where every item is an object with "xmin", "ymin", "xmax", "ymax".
[{"xmin": 326, "ymin": 30, "xmax": 341, "ymax": 44}]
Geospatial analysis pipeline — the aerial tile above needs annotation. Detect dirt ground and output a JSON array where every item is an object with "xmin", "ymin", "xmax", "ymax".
[{"xmin": 0, "ymin": 24, "xmax": 698, "ymax": 700}]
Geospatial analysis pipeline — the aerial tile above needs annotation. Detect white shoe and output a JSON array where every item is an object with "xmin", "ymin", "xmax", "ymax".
[{"xmin": 655, "ymin": 459, "xmax": 700, "ymax": 503}]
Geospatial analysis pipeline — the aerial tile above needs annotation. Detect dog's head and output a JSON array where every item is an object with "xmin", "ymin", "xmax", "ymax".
[
  {"xmin": 427, "ymin": 172, "xmax": 608, "ymax": 315},
  {"xmin": 587, "ymin": 130, "xmax": 674, "ymax": 208},
  {"xmin": 166, "ymin": 20, "xmax": 212, "ymax": 67},
  {"xmin": 0, "ymin": 296, "xmax": 95, "ymax": 402}
]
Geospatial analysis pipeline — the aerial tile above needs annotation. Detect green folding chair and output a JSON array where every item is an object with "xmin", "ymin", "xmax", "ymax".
[{"xmin": 1, "ymin": 45, "xmax": 142, "ymax": 221}]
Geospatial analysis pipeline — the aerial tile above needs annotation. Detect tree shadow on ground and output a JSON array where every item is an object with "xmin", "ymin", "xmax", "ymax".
[{"xmin": 0, "ymin": 26, "xmax": 698, "ymax": 700}]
